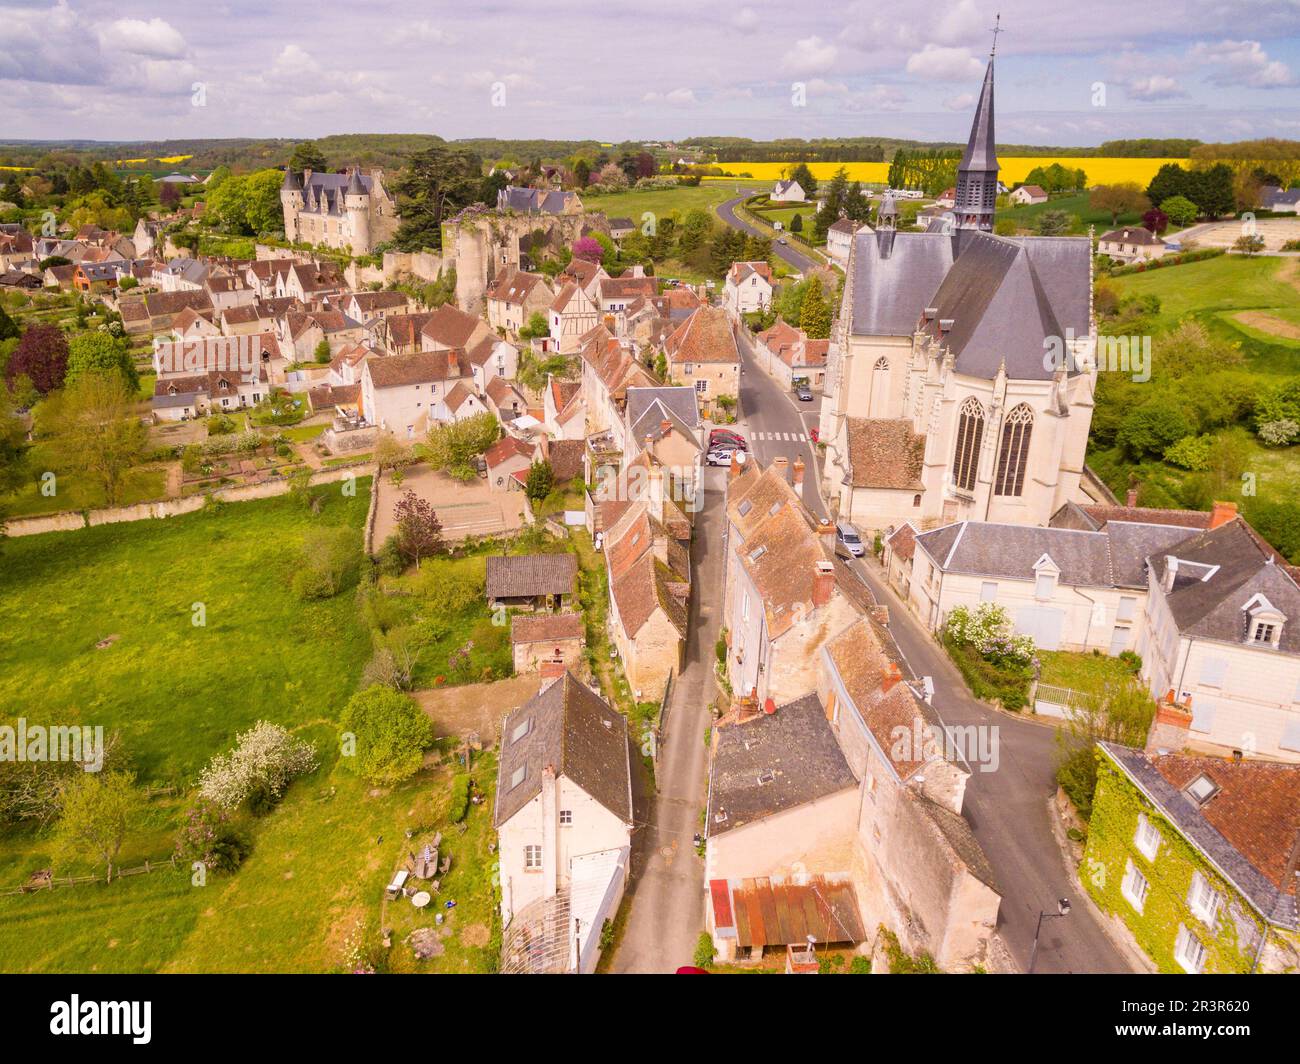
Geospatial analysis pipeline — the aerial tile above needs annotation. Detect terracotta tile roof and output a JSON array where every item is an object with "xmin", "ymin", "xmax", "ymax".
[
  {"xmin": 845, "ymin": 417, "xmax": 926, "ymax": 490},
  {"xmin": 483, "ymin": 434, "xmax": 534, "ymax": 469},
  {"xmin": 545, "ymin": 438, "xmax": 585, "ymax": 482},
  {"xmin": 444, "ymin": 381, "xmax": 475, "ymax": 412},
  {"xmin": 383, "ymin": 312, "xmax": 435, "ymax": 349},
  {"xmin": 510, "ymin": 611, "xmax": 585, "ymax": 645},
  {"xmin": 599, "ymin": 276, "xmax": 657, "ymax": 302},
  {"xmin": 737, "ymin": 503, "xmax": 828, "ymax": 639},
  {"xmin": 420, "ymin": 304, "xmax": 486, "ymax": 349},
  {"xmin": 727, "ymin": 261, "xmax": 773, "ymax": 285},
  {"xmin": 663, "ymin": 306, "xmax": 739, "ymax": 365},
  {"xmin": 487, "ymin": 267, "xmax": 550, "ymax": 304},
  {"xmin": 885, "ymin": 521, "xmax": 917, "ymax": 561},
  {"xmin": 365, "ymin": 349, "xmax": 469, "ymax": 388}
]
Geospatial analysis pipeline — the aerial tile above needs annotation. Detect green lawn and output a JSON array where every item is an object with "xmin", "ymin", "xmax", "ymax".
[
  {"xmin": 999, "ymin": 192, "xmax": 1149, "ymax": 233},
  {"xmin": 1, "ymin": 449, "xmax": 169, "ymax": 518},
  {"xmin": 0, "ymin": 481, "xmax": 374, "ymax": 784},
  {"xmin": 583, "ymin": 179, "xmax": 767, "ymax": 225},
  {"xmin": 1038, "ymin": 650, "xmax": 1138, "ymax": 696}
]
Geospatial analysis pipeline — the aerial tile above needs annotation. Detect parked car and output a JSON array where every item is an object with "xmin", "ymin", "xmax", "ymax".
[
  {"xmin": 709, "ymin": 428, "xmax": 747, "ymax": 450},
  {"xmin": 835, "ymin": 520, "xmax": 865, "ymax": 558},
  {"xmin": 795, "ymin": 383, "xmax": 814, "ymax": 401},
  {"xmin": 706, "ymin": 448, "xmax": 739, "ymax": 467},
  {"xmin": 777, "ymin": 237, "xmax": 788, "ymax": 245}
]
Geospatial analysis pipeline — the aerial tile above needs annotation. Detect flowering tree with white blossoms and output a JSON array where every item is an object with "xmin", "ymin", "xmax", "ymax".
[
  {"xmin": 198, "ymin": 721, "xmax": 318, "ymax": 811},
  {"xmin": 944, "ymin": 603, "xmax": 1037, "ymax": 670}
]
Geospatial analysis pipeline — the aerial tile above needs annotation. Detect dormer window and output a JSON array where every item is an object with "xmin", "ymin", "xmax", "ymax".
[
  {"xmin": 1251, "ymin": 621, "xmax": 1277, "ymax": 646},
  {"xmin": 1032, "ymin": 553, "xmax": 1059, "ymax": 600},
  {"xmin": 1243, "ymin": 593, "xmax": 1285, "ymax": 648}
]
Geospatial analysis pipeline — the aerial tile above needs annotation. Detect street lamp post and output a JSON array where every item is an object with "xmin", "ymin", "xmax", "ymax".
[{"xmin": 1027, "ymin": 898, "xmax": 1071, "ymax": 973}]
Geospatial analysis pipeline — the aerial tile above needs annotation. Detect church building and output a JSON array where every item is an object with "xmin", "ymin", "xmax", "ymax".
[
  {"xmin": 280, "ymin": 167, "xmax": 399, "ymax": 254},
  {"xmin": 817, "ymin": 55, "xmax": 1098, "ymax": 535}
]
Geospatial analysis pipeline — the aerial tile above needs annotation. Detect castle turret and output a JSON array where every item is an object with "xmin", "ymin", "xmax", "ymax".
[
  {"xmin": 344, "ymin": 167, "xmax": 371, "ymax": 254},
  {"xmin": 280, "ymin": 168, "xmax": 303, "ymax": 242}
]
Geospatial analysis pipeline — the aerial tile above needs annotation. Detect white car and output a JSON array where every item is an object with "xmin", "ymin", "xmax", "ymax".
[{"xmin": 706, "ymin": 448, "xmax": 736, "ymax": 467}]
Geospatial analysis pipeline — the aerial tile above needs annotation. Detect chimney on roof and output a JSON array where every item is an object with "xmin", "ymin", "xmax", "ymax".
[
  {"xmin": 645, "ymin": 432, "xmax": 656, "ymax": 457},
  {"xmin": 816, "ymin": 517, "xmax": 834, "ymax": 551},
  {"xmin": 812, "ymin": 560, "xmax": 835, "ymax": 608},
  {"xmin": 1145, "ymin": 691, "xmax": 1192, "ymax": 755},
  {"xmin": 660, "ymin": 418, "xmax": 673, "ymax": 437},
  {"xmin": 881, "ymin": 661, "xmax": 903, "ymax": 693},
  {"xmin": 772, "ymin": 455, "xmax": 789, "ymax": 480},
  {"xmin": 539, "ymin": 660, "xmax": 566, "ymax": 693},
  {"xmin": 1126, "ymin": 486, "xmax": 1138, "ymax": 508},
  {"xmin": 792, "ymin": 456, "xmax": 805, "ymax": 497},
  {"xmin": 729, "ymin": 448, "xmax": 745, "ymax": 480},
  {"xmin": 1209, "ymin": 500, "xmax": 1238, "ymax": 529}
]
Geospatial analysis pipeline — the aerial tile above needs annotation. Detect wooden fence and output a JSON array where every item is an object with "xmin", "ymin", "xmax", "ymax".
[{"xmin": 0, "ymin": 854, "xmax": 178, "ymax": 898}]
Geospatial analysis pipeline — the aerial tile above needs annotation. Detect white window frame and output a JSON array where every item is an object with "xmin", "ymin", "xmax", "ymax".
[
  {"xmin": 1116, "ymin": 596, "xmax": 1136, "ymax": 622},
  {"xmin": 1174, "ymin": 924, "xmax": 1206, "ymax": 974},
  {"xmin": 1187, "ymin": 870, "xmax": 1221, "ymax": 927},
  {"xmin": 524, "ymin": 844, "xmax": 542, "ymax": 870},
  {"xmin": 979, "ymin": 581, "xmax": 998, "ymax": 603},
  {"xmin": 559, "ymin": 809, "xmax": 573, "ymax": 826},
  {"xmin": 1034, "ymin": 572, "xmax": 1056, "ymax": 600},
  {"xmin": 1121, "ymin": 858, "xmax": 1149, "ymax": 914},
  {"xmin": 1134, "ymin": 812, "xmax": 1161, "ymax": 862}
]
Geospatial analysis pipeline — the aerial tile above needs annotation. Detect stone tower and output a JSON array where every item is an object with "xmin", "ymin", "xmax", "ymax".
[
  {"xmin": 953, "ymin": 57, "xmax": 999, "ymax": 235},
  {"xmin": 344, "ymin": 167, "xmax": 371, "ymax": 254},
  {"xmin": 280, "ymin": 167, "xmax": 303, "ymax": 242}
]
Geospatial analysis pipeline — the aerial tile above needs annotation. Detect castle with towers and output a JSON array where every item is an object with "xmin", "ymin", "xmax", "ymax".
[
  {"xmin": 817, "ymin": 46, "xmax": 1099, "ymax": 534},
  {"xmin": 279, "ymin": 167, "xmax": 399, "ymax": 254}
]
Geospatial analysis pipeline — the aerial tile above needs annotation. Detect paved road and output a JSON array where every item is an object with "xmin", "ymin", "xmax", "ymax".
[
  {"xmin": 729, "ymin": 325, "xmax": 1134, "ymax": 974},
  {"xmin": 609, "ymin": 475, "xmax": 725, "ymax": 972},
  {"xmin": 717, "ymin": 194, "xmax": 820, "ymax": 274}
]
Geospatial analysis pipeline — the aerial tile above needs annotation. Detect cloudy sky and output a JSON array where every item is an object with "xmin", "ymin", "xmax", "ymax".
[{"xmin": 2, "ymin": 0, "xmax": 1299, "ymax": 146}]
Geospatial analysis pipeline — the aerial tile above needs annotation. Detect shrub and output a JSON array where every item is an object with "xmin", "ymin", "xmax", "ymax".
[
  {"xmin": 174, "ymin": 798, "xmax": 250, "ymax": 873},
  {"xmin": 449, "ymin": 773, "xmax": 471, "ymax": 822},
  {"xmin": 293, "ymin": 527, "xmax": 356, "ymax": 600},
  {"xmin": 849, "ymin": 955, "xmax": 872, "ymax": 974},
  {"xmin": 376, "ymin": 534, "xmax": 405, "ymax": 576},
  {"xmin": 206, "ymin": 414, "xmax": 236, "ymax": 436},
  {"xmin": 340, "ymin": 686, "xmax": 433, "ymax": 785},
  {"xmin": 1257, "ymin": 418, "xmax": 1299, "ymax": 447},
  {"xmin": 197, "ymin": 722, "xmax": 318, "ymax": 811},
  {"xmin": 944, "ymin": 636, "xmax": 1032, "ymax": 711},
  {"xmin": 693, "ymin": 932, "xmax": 715, "ymax": 969},
  {"xmin": 1117, "ymin": 650, "xmax": 1142, "ymax": 674}
]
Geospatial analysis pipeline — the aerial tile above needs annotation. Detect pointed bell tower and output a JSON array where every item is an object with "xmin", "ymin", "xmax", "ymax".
[{"xmin": 954, "ymin": 14, "xmax": 1001, "ymax": 236}]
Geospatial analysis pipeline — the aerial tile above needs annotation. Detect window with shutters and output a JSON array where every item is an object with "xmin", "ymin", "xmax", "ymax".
[
  {"xmin": 994, "ymin": 404, "xmax": 1034, "ymax": 496},
  {"xmin": 952, "ymin": 396, "xmax": 984, "ymax": 492}
]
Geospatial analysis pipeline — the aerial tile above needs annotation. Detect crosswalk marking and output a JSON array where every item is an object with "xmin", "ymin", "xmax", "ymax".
[{"xmin": 747, "ymin": 430, "xmax": 809, "ymax": 443}]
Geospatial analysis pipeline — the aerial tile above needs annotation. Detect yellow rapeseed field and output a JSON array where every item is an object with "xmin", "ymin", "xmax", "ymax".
[{"xmin": 716, "ymin": 158, "xmax": 1185, "ymax": 186}]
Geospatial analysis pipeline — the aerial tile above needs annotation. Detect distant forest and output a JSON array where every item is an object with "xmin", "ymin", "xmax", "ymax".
[{"xmin": 0, "ymin": 133, "xmax": 1221, "ymax": 177}]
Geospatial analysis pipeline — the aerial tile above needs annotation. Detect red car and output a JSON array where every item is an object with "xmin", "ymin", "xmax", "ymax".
[{"xmin": 709, "ymin": 429, "xmax": 748, "ymax": 451}]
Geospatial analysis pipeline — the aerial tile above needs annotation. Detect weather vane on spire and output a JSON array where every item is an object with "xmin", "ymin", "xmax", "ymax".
[{"xmin": 990, "ymin": 12, "xmax": 1002, "ymax": 58}]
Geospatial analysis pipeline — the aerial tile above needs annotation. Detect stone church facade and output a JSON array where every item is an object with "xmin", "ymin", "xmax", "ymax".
[
  {"xmin": 280, "ymin": 167, "xmax": 399, "ymax": 254},
  {"xmin": 818, "ymin": 58, "xmax": 1098, "ymax": 535}
]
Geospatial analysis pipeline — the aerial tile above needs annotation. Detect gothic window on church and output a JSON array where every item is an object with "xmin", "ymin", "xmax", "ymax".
[
  {"xmin": 994, "ymin": 404, "xmax": 1034, "ymax": 496},
  {"xmin": 952, "ymin": 397, "xmax": 984, "ymax": 492}
]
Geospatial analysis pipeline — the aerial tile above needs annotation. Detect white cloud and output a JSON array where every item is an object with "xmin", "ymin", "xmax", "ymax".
[
  {"xmin": 1189, "ymin": 39, "xmax": 1295, "ymax": 88},
  {"xmin": 944, "ymin": 92, "xmax": 975, "ymax": 111},
  {"xmin": 98, "ymin": 18, "xmax": 187, "ymax": 59},
  {"xmin": 731, "ymin": 7, "xmax": 759, "ymax": 34},
  {"xmin": 402, "ymin": 21, "xmax": 455, "ymax": 45},
  {"xmin": 904, "ymin": 45, "xmax": 983, "ymax": 82},
  {"xmin": 642, "ymin": 87, "xmax": 698, "ymax": 106},
  {"xmin": 270, "ymin": 44, "xmax": 319, "ymax": 79},
  {"xmin": 1124, "ymin": 74, "xmax": 1185, "ymax": 100},
  {"xmin": 781, "ymin": 36, "xmax": 838, "ymax": 77}
]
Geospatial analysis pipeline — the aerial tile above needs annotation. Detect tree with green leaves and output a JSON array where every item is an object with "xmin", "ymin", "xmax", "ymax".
[
  {"xmin": 66, "ymin": 332, "xmax": 138, "ymax": 392},
  {"xmin": 289, "ymin": 141, "xmax": 328, "ymax": 173},
  {"xmin": 340, "ymin": 686, "xmax": 434, "ymax": 785},
  {"xmin": 798, "ymin": 278, "xmax": 832, "ymax": 339},
  {"xmin": 788, "ymin": 163, "xmax": 818, "ymax": 198},
  {"xmin": 206, "ymin": 169, "xmax": 285, "ymax": 236},
  {"xmin": 43, "ymin": 369, "xmax": 148, "ymax": 506},
  {"xmin": 525, "ymin": 459, "xmax": 554, "ymax": 503},
  {"xmin": 1036, "ymin": 210, "xmax": 1074, "ymax": 236},
  {"xmin": 1159, "ymin": 195, "xmax": 1198, "ymax": 228},
  {"xmin": 0, "ymin": 303, "xmax": 18, "ymax": 342},
  {"xmin": 1089, "ymin": 183, "xmax": 1149, "ymax": 225},
  {"xmin": 313, "ymin": 338, "xmax": 332, "ymax": 363},
  {"xmin": 420, "ymin": 410, "xmax": 499, "ymax": 481},
  {"xmin": 392, "ymin": 145, "xmax": 487, "ymax": 252},
  {"xmin": 54, "ymin": 771, "xmax": 143, "ymax": 882}
]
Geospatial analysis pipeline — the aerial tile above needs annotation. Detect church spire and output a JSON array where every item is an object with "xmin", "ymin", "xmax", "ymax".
[{"xmin": 954, "ymin": 15, "xmax": 1001, "ymax": 235}]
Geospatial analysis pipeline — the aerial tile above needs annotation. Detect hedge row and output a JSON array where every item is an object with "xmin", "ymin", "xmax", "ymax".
[
  {"xmin": 1104, "ymin": 247, "xmax": 1225, "ymax": 277},
  {"xmin": 941, "ymin": 635, "xmax": 1031, "ymax": 712}
]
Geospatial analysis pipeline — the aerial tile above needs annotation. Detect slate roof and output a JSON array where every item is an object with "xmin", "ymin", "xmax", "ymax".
[
  {"xmin": 1100, "ymin": 227, "xmax": 1164, "ymax": 247},
  {"xmin": 1100, "ymin": 743, "xmax": 1300, "ymax": 929},
  {"xmin": 706, "ymin": 693, "xmax": 856, "ymax": 838},
  {"xmin": 485, "ymin": 553, "xmax": 578, "ymax": 600},
  {"xmin": 845, "ymin": 417, "xmax": 925, "ymax": 490},
  {"xmin": 1149, "ymin": 519, "xmax": 1300, "ymax": 653},
  {"xmin": 959, "ymin": 58, "xmax": 999, "ymax": 172},
  {"xmin": 494, "ymin": 671, "xmax": 631, "ymax": 826},
  {"xmin": 497, "ymin": 186, "xmax": 580, "ymax": 214}
]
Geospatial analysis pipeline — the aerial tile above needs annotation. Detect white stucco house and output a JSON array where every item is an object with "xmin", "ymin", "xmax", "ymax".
[
  {"xmin": 771, "ymin": 178, "xmax": 807, "ymax": 203},
  {"xmin": 722, "ymin": 261, "xmax": 773, "ymax": 318},
  {"xmin": 495, "ymin": 670, "xmax": 633, "ymax": 973}
]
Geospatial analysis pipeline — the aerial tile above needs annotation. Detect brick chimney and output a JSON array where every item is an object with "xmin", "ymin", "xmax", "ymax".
[
  {"xmin": 539, "ymin": 660, "xmax": 565, "ymax": 693},
  {"xmin": 660, "ymin": 418, "xmax": 673, "ymax": 438},
  {"xmin": 812, "ymin": 560, "xmax": 835, "ymax": 608},
  {"xmin": 1145, "ymin": 691, "xmax": 1192, "ymax": 754},
  {"xmin": 792, "ymin": 456, "xmax": 805, "ymax": 498},
  {"xmin": 1126, "ymin": 486, "xmax": 1138, "ymax": 508},
  {"xmin": 816, "ymin": 517, "xmax": 835, "ymax": 551},
  {"xmin": 1209, "ymin": 500, "xmax": 1238, "ymax": 529},
  {"xmin": 772, "ymin": 455, "xmax": 789, "ymax": 482},
  {"xmin": 880, "ymin": 661, "xmax": 903, "ymax": 693}
]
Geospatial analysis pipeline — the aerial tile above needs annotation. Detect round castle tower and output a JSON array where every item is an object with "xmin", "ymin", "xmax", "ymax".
[{"xmin": 344, "ymin": 168, "xmax": 370, "ymax": 254}]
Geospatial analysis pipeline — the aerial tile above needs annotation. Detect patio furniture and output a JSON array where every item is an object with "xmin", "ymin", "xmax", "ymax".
[
  {"xmin": 411, "ymin": 891, "xmax": 432, "ymax": 909},
  {"xmin": 385, "ymin": 868, "xmax": 409, "ymax": 900}
]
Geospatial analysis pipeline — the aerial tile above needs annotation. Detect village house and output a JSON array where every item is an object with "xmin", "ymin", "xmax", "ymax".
[
  {"xmin": 580, "ymin": 328, "xmax": 657, "ymax": 448},
  {"xmin": 486, "ymin": 268, "xmax": 555, "ymax": 336},
  {"xmin": 496, "ymin": 186, "xmax": 584, "ymax": 215},
  {"xmin": 510, "ymin": 612, "xmax": 586, "ymax": 674},
  {"xmin": 754, "ymin": 319, "xmax": 829, "ymax": 391},
  {"xmin": 152, "ymin": 367, "xmax": 271, "ymax": 422},
  {"xmin": 359, "ymin": 348, "xmax": 474, "ymax": 440},
  {"xmin": 662, "ymin": 306, "xmax": 740, "ymax": 419},
  {"xmin": 722, "ymin": 261, "xmax": 773, "ymax": 318},
  {"xmin": 1097, "ymin": 226, "xmax": 1167, "ymax": 264},
  {"xmin": 486, "ymin": 554, "xmax": 578, "ymax": 611},
  {"xmin": 881, "ymin": 521, "xmax": 919, "ymax": 596},
  {"xmin": 543, "ymin": 374, "xmax": 586, "ymax": 441},
  {"xmin": 549, "ymin": 281, "xmax": 601, "ymax": 355},
  {"xmin": 465, "ymin": 334, "xmax": 520, "ymax": 392},
  {"xmin": 339, "ymin": 289, "xmax": 410, "ymax": 324},
  {"xmin": 826, "ymin": 217, "xmax": 861, "ymax": 264},
  {"xmin": 1008, "ymin": 184, "xmax": 1048, "ymax": 205},
  {"xmin": 377, "ymin": 312, "xmax": 436, "ymax": 356},
  {"xmin": 279, "ymin": 310, "xmax": 366, "ymax": 363},
  {"xmin": 494, "ymin": 670, "xmax": 632, "ymax": 974},
  {"xmin": 483, "ymin": 434, "xmax": 535, "ymax": 492},
  {"xmin": 277, "ymin": 260, "xmax": 348, "ymax": 303},
  {"xmin": 484, "ymin": 375, "xmax": 529, "ymax": 424},
  {"xmin": 770, "ymin": 178, "xmax": 807, "ymax": 203},
  {"xmin": 1084, "ymin": 741, "xmax": 1300, "ymax": 973}
]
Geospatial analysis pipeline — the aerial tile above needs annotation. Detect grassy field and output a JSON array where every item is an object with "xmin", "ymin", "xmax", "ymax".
[
  {"xmin": 718, "ymin": 158, "xmax": 1185, "ymax": 186},
  {"xmin": 998, "ymin": 192, "xmax": 1149, "ymax": 232},
  {"xmin": 0, "ymin": 481, "xmax": 374, "ymax": 784},
  {"xmin": 584, "ymin": 179, "xmax": 766, "ymax": 224},
  {"xmin": 1039, "ymin": 651, "xmax": 1138, "ymax": 695},
  {"xmin": 1, "ymin": 445, "xmax": 170, "ymax": 518}
]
